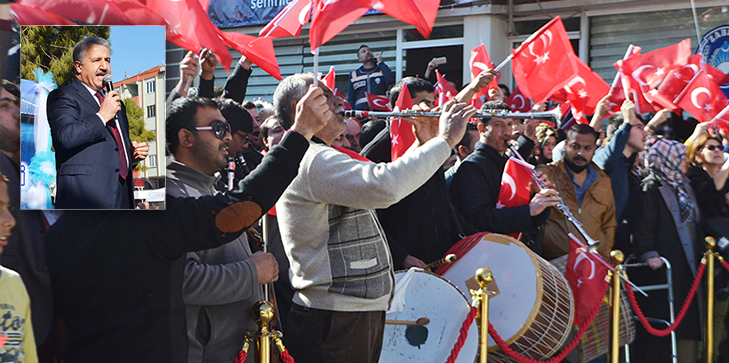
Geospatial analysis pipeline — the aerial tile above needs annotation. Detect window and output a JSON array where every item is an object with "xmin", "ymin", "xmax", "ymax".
[
  {"xmin": 147, "ymin": 105, "xmax": 156, "ymax": 118},
  {"xmin": 146, "ymin": 81, "xmax": 155, "ymax": 93},
  {"xmin": 147, "ymin": 154, "xmax": 157, "ymax": 168}
]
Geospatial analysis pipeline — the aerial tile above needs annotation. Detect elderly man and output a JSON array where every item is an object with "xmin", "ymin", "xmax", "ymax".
[
  {"xmin": 274, "ymin": 73, "xmax": 473, "ymax": 363},
  {"xmin": 47, "ymin": 36, "xmax": 148, "ymax": 209}
]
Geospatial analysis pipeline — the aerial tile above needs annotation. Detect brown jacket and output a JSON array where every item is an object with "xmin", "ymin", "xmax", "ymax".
[{"xmin": 537, "ymin": 160, "xmax": 617, "ymax": 260}]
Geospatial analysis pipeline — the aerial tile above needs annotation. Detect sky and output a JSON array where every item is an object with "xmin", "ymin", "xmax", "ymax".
[{"xmin": 108, "ymin": 26, "xmax": 166, "ymax": 83}]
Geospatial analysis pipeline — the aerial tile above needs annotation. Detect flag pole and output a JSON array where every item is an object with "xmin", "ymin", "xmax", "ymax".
[
  {"xmin": 493, "ymin": 53, "xmax": 513, "ymax": 72},
  {"xmin": 313, "ymin": 47, "xmax": 320, "ymax": 86},
  {"xmin": 709, "ymin": 104, "xmax": 729, "ymax": 125},
  {"xmin": 263, "ymin": 0, "xmax": 302, "ymax": 38}
]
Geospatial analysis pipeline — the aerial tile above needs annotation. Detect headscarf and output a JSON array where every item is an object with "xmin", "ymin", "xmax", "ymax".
[{"xmin": 645, "ymin": 138, "xmax": 694, "ymax": 222}]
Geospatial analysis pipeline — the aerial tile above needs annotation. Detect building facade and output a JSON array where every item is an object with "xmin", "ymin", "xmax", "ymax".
[
  {"xmin": 165, "ymin": 0, "xmax": 729, "ymax": 105},
  {"xmin": 113, "ymin": 65, "xmax": 166, "ymax": 208}
]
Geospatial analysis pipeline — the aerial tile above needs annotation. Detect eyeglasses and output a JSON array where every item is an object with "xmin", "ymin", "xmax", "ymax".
[
  {"xmin": 235, "ymin": 131, "xmax": 250, "ymax": 143},
  {"xmin": 703, "ymin": 144, "xmax": 722, "ymax": 152},
  {"xmin": 195, "ymin": 121, "xmax": 231, "ymax": 139}
]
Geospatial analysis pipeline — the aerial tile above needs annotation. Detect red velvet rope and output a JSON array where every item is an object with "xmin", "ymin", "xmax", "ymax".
[
  {"xmin": 233, "ymin": 349, "xmax": 247, "ymax": 363},
  {"xmin": 280, "ymin": 349, "xmax": 296, "ymax": 363},
  {"xmin": 721, "ymin": 259, "xmax": 729, "ymax": 274},
  {"xmin": 444, "ymin": 306, "xmax": 479, "ymax": 363},
  {"xmin": 487, "ymin": 278, "xmax": 610, "ymax": 363},
  {"xmin": 624, "ymin": 262, "xmax": 706, "ymax": 337}
]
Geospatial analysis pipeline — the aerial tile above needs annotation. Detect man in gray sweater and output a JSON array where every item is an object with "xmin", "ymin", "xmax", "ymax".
[
  {"xmin": 273, "ymin": 73, "xmax": 475, "ymax": 363},
  {"xmin": 166, "ymin": 94, "xmax": 328, "ymax": 363}
]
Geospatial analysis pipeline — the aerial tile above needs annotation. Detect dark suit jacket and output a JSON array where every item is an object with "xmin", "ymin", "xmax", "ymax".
[{"xmin": 48, "ymin": 79, "xmax": 134, "ymax": 209}]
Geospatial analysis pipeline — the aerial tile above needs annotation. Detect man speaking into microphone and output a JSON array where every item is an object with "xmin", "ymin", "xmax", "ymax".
[{"xmin": 48, "ymin": 36, "xmax": 148, "ymax": 209}]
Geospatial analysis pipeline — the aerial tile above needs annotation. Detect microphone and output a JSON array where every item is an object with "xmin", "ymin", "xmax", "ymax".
[{"xmin": 102, "ymin": 74, "xmax": 118, "ymax": 121}]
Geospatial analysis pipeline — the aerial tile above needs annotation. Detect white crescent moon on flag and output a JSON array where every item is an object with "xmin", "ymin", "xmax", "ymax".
[
  {"xmin": 299, "ymin": 3, "xmax": 312, "ymax": 25},
  {"xmin": 473, "ymin": 62, "xmax": 490, "ymax": 72},
  {"xmin": 566, "ymin": 76, "xmax": 586, "ymax": 94},
  {"xmin": 691, "ymin": 87, "xmax": 711, "ymax": 109},
  {"xmin": 573, "ymin": 252, "xmax": 596, "ymax": 281},
  {"xmin": 513, "ymin": 94, "xmax": 525, "ymax": 110},
  {"xmin": 542, "ymin": 30, "xmax": 553, "ymax": 48},
  {"xmin": 631, "ymin": 65, "xmax": 655, "ymax": 87},
  {"xmin": 685, "ymin": 64, "xmax": 699, "ymax": 74},
  {"xmin": 373, "ymin": 98, "xmax": 388, "ymax": 109},
  {"xmin": 503, "ymin": 173, "xmax": 517, "ymax": 201}
]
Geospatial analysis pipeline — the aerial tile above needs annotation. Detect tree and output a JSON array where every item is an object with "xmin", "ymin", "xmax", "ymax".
[
  {"xmin": 21, "ymin": 26, "xmax": 110, "ymax": 87},
  {"xmin": 124, "ymin": 98, "xmax": 157, "ymax": 171}
]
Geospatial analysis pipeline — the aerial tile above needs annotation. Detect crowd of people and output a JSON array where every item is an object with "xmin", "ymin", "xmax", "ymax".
[{"xmin": 1, "ymin": 32, "xmax": 729, "ymax": 363}]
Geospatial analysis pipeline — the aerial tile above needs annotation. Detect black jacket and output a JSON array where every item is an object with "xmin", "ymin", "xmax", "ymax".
[
  {"xmin": 449, "ymin": 138, "xmax": 548, "ymax": 252},
  {"xmin": 46, "ymin": 132, "xmax": 309, "ymax": 363},
  {"xmin": 628, "ymin": 173, "xmax": 703, "ymax": 343}
]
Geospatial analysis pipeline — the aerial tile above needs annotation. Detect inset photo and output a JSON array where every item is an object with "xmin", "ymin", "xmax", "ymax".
[{"xmin": 20, "ymin": 26, "xmax": 165, "ymax": 209}]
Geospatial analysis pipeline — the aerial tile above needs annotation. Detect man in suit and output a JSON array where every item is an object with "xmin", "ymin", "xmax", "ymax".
[{"xmin": 48, "ymin": 36, "xmax": 148, "ymax": 209}]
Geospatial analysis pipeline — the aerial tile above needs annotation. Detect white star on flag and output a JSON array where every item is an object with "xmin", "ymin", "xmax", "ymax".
[
  {"xmin": 391, "ymin": 133, "xmax": 399, "ymax": 146},
  {"xmin": 654, "ymin": 68, "xmax": 665, "ymax": 77},
  {"xmin": 704, "ymin": 104, "xmax": 713, "ymax": 112},
  {"xmin": 495, "ymin": 201, "xmax": 505, "ymax": 209}
]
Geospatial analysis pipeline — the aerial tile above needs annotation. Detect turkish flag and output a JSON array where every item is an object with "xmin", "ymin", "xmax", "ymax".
[
  {"xmin": 111, "ymin": 0, "xmax": 167, "ymax": 26},
  {"xmin": 512, "ymin": 17, "xmax": 578, "ymax": 104},
  {"xmin": 309, "ymin": 0, "xmax": 372, "ymax": 50},
  {"xmin": 621, "ymin": 39, "xmax": 692, "ymax": 89},
  {"xmin": 551, "ymin": 55, "xmax": 610, "ymax": 119},
  {"xmin": 11, "ymin": 3, "xmax": 76, "ymax": 25},
  {"xmin": 675, "ymin": 70, "xmax": 729, "ymax": 123},
  {"xmin": 619, "ymin": 39, "xmax": 692, "ymax": 114},
  {"xmin": 260, "ymin": 0, "xmax": 312, "ymax": 38},
  {"xmin": 607, "ymin": 45, "xmax": 641, "ymax": 115},
  {"xmin": 559, "ymin": 100, "xmax": 588, "ymax": 129},
  {"xmin": 496, "ymin": 157, "xmax": 534, "ymax": 209},
  {"xmin": 565, "ymin": 233, "xmax": 609, "ymax": 326},
  {"xmin": 656, "ymin": 54, "xmax": 729, "ymax": 112},
  {"xmin": 367, "ymin": 93, "xmax": 392, "ymax": 111},
  {"xmin": 434, "ymin": 70, "xmax": 458, "ymax": 107},
  {"xmin": 321, "ymin": 66, "xmax": 336, "ymax": 90},
  {"xmin": 219, "ymin": 31, "xmax": 281, "ymax": 80},
  {"xmin": 16, "ymin": 0, "xmax": 134, "ymax": 24},
  {"xmin": 373, "ymin": 0, "xmax": 439, "ymax": 38},
  {"xmin": 469, "ymin": 44, "xmax": 499, "ymax": 102},
  {"xmin": 147, "ymin": 0, "xmax": 233, "ymax": 72},
  {"xmin": 505, "ymin": 87, "xmax": 534, "ymax": 112},
  {"xmin": 390, "ymin": 84, "xmax": 415, "ymax": 161},
  {"xmin": 336, "ymin": 89, "xmax": 352, "ymax": 110}
]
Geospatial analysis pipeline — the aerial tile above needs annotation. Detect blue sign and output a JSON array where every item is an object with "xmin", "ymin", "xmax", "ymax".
[
  {"xmin": 208, "ymin": 0, "xmax": 382, "ymax": 29},
  {"xmin": 696, "ymin": 24, "xmax": 729, "ymax": 99}
]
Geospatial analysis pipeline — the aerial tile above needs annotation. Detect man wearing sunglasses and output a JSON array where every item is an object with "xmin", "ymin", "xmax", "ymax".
[
  {"xmin": 46, "ymin": 94, "xmax": 329, "ymax": 362},
  {"xmin": 47, "ymin": 36, "xmax": 148, "ymax": 209}
]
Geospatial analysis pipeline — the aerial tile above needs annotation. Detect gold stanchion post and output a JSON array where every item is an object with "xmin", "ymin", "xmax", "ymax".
[
  {"xmin": 610, "ymin": 250, "xmax": 624, "ymax": 363},
  {"xmin": 252, "ymin": 300, "xmax": 275, "ymax": 363},
  {"xmin": 705, "ymin": 236, "xmax": 717, "ymax": 363},
  {"xmin": 471, "ymin": 268, "xmax": 493, "ymax": 363}
]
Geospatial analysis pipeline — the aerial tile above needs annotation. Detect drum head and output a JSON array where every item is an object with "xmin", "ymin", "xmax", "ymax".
[
  {"xmin": 441, "ymin": 234, "xmax": 541, "ymax": 348},
  {"xmin": 379, "ymin": 270, "xmax": 478, "ymax": 363}
]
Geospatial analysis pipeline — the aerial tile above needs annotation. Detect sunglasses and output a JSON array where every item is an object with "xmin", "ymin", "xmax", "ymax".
[
  {"xmin": 703, "ymin": 144, "xmax": 722, "ymax": 152},
  {"xmin": 195, "ymin": 120, "xmax": 231, "ymax": 139}
]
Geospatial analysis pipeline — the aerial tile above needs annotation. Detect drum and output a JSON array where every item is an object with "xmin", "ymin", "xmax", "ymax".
[
  {"xmin": 379, "ymin": 269, "xmax": 479, "ymax": 363},
  {"xmin": 550, "ymin": 255, "xmax": 636, "ymax": 362},
  {"xmin": 437, "ymin": 233, "xmax": 574, "ymax": 362}
]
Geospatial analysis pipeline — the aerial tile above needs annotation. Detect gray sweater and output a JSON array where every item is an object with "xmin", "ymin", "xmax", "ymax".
[
  {"xmin": 167, "ymin": 159, "xmax": 259, "ymax": 363},
  {"xmin": 277, "ymin": 138, "xmax": 451, "ymax": 312}
]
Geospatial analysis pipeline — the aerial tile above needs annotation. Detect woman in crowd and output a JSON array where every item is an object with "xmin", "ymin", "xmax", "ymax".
[
  {"xmin": 686, "ymin": 132, "xmax": 729, "ymax": 361},
  {"xmin": 629, "ymin": 138, "xmax": 703, "ymax": 363},
  {"xmin": 533, "ymin": 123, "xmax": 557, "ymax": 165}
]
